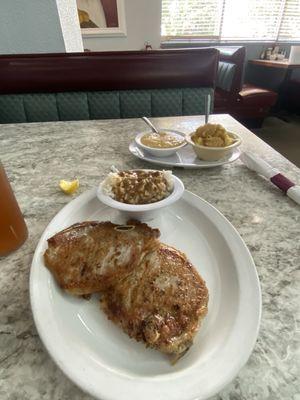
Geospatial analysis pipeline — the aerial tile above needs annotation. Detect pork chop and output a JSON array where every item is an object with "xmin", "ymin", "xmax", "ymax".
[
  {"xmin": 101, "ymin": 243, "xmax": 208, "ymax": 356},
  {"xmin": 44, "ymin": 220, "xmax": 160, "ymax": 295}
]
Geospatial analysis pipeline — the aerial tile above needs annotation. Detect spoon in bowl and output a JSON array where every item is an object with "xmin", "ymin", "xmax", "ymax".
[
  {"xmin": 142, "ymin": 117, "xmax": 160, "ymax": 134},
  {"xmin": 205, "ymin": 94, "xmax": 211, "ymax": 124}
]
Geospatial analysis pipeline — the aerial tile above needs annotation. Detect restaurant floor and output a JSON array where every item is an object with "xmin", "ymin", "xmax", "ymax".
[{"xmin": 254, "ymin": 114, "xmax": 300, "ymax": 168}]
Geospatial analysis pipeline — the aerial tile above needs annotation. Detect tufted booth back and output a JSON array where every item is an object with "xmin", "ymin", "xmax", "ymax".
[
  {"xmin": 217, "ymin": 62, "xmax": 236, "ymax": 92},
  {"xmin": 0, "ymin": 49, "xmax": 218, "ymax": 124},
  {"xmin": 0, "ymin": 88, "xmax": 213, "ymax": 124},
  {"xmin": 217, "ymin": 47, "xmax": 245, "ymax": 95}
]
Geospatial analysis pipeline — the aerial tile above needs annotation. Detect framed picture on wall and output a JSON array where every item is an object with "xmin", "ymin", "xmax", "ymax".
[{"xmin": 77, "ymin": 0, "xmax": 126, "ymax": 37}]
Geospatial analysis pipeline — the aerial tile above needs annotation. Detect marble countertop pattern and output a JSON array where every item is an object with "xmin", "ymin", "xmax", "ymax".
[{"xmin": 0, "ymin": 114, "xmax": 299, "ymax": 400}]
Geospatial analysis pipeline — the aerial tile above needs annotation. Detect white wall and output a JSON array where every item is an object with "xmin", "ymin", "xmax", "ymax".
[
  {"xmin": 82, "ymin": 0, "xmax": 161, "ymax": 51},
  {"xmin": 0, "ymin": 0, "xmax": 83, "ymax": 54}
]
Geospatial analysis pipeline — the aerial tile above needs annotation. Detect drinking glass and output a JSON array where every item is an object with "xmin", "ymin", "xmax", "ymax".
[{"xmin": 0, "ymin": 162, "xmax": 28, "ymax": 256}]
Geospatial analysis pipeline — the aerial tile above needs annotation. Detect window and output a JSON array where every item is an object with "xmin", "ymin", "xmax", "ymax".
[
  {"xmin": 278, "ymin": 0, "xmax": 300, "ymax": 40},
  {"xmin": 221, "ymin": 0, "xmax": 284, "ymax": 40},
  {"xmin": 161, "ymin": 0, "xmax": 224, "ymax": 38},
  {"xmin": 161, "ymin": 0, "xmax": 300, "ymax": 41}
]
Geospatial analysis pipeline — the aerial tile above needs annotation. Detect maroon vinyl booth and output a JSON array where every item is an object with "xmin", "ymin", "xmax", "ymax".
[{"xmin": 214, "ymin": 47, "xmax": 278, "ymax": 127}]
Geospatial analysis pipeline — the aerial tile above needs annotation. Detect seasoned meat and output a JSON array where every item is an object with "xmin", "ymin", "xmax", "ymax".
[
  {"xmin": 43, "ymin": 220, "xmax": 209, "ymax": 358},
  {"xmin": 101, "ymin": 244, "xmax": 208, "ymax": 355},
  {"xmin": 44, "ymin": 220, "xmax": 160, "ymax": 295}
]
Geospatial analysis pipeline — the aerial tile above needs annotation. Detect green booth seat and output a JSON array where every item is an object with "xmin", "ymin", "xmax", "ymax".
[{"xmin": 0, "ymin": 88, "xmax": 214, "ymax": 124}]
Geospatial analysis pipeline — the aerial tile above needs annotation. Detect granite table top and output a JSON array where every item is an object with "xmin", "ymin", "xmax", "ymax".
[{"xmin": 0, "ymin": 114, "xmax": 299, "ymax": 400}]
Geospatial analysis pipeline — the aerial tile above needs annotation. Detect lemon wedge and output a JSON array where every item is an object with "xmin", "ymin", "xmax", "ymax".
[{"xmin": 59, "ymin": 179, "xmax": 79, "ymax": 195}]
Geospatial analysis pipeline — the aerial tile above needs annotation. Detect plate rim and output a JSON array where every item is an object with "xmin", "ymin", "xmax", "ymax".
[
  {"xmin": 129, "ymin": 141, "xmax": 241, "ymax": 169},
  {"xmin": 30, "ymin": 188, "xmax": 261, "ymax": 400}
]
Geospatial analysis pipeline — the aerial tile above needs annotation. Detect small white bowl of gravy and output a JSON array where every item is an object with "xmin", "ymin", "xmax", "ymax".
[{"xmin": 135, "ymin": 130, "xmax": 186, "ymax": 157}]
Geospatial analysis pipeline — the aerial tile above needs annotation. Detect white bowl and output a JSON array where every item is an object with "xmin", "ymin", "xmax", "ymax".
[
  {"xmin": 135, "ymin": 130, "xmax": 187, "ymax": 157},
  {"xmin": 186, "ymin": 131, "xmax": 242, "ymax": 161},
  {"xmin": 97, "ymin": 170, "xmax": 184, "ymax": 220}
]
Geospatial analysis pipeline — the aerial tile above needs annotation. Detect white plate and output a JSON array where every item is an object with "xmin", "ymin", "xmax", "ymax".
[
  {"xmin": 30, "ymin": 189, "xmax": 261, "ymax": 400},
  {"xmin": 129, "ymin": 141, "xmax": 241, "ymax": 168}
]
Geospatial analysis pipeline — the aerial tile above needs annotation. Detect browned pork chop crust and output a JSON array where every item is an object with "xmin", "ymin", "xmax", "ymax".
[
  {"xmin": 44, "ymin": 220, "xmax": 160, "ymax": 295},
  {"xmin": 101, "ymin": 243, "xmax": 208, "ymax": 355}
]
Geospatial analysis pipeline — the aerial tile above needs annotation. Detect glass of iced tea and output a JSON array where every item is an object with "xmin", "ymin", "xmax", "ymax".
[{"xmin": 0, "ymin": 162, "xmax": 28, "ymax": 256}]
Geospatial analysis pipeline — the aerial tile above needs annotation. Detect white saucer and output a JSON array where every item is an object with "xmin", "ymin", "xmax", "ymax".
[{"xmin": 129, "ymin": 142, "xmax": 241, "ymax": 168}]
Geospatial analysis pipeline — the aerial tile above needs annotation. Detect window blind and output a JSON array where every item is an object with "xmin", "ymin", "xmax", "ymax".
[
  {"xmin": 278, "ymin": 0, "xmax": 300, "ymax": 40},
  {"xmin": 161, "ymin": 0, "xmax": 300, "ymax": 41},
  {"xmin": 161, "ymin": 0, "xmax": 224, "ymax": 38},
  {"xmin": 221, "ymin": 0, "xmax": 284, "ymax": 40}
]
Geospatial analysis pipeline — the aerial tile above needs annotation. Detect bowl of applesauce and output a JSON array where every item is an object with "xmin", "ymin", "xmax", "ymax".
[
  {"xmin": 135, "ymin": 130, "xmax": 186, "ymax": 157},
  {"xmin": 186, "ymin": 123, "xmax": 242, "ymax": 161}
]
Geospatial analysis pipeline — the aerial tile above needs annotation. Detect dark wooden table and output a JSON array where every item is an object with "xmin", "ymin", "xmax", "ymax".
[
  {"xmin": 249, "ymin": 58, "xmax": 300, "ymax": 85},
  {"xmin": 249, "ymin": 59, "xmax": 300, "ymax": 114}
]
